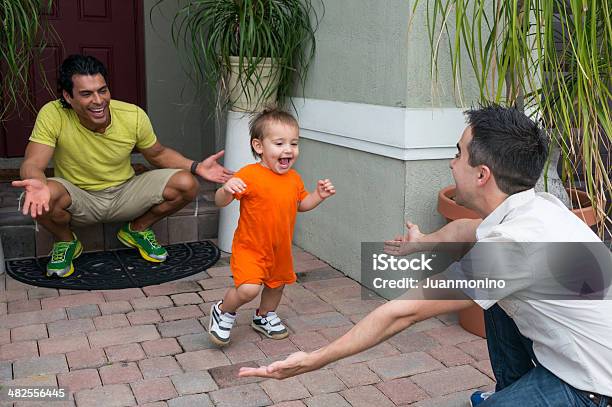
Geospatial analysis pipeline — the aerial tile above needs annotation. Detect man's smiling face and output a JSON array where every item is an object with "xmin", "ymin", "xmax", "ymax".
[{"xmin": 63, "ymin": 73, "xmax": 111, "ymax": 133}]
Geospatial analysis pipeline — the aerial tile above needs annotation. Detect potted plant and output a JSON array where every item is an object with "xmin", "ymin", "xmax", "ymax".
[
  {"xmin": 166, "ymin": 0, "xmax": 321, "ymax": 112},
  {"xmin": 423, "ymin": 0, "xmax": 610, "ymax": 231},
  {"xmin": 417, "ymin": 0, "xmax": 611, "ymax": 336}
]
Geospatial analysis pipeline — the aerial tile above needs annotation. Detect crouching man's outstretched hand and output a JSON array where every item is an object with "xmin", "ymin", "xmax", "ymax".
[{"xmin": 238, "ymin": 351, "xmax": 313, "ymax": 380}]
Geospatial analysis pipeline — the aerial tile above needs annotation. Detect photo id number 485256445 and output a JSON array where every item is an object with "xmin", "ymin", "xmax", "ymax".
[{"xmin": 0, "ymin": 386, "xmax": 68, "ymax": 401}]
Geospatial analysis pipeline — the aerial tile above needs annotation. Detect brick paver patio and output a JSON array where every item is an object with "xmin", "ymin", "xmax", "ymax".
[{"xmin": 0, "ymin": 245, "xmax": 495, "ymax": 406}]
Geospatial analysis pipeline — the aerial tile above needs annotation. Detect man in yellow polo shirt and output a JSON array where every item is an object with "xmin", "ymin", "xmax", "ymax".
[{"xmin": 12, "ymin": 55, "xmax": 233, "ymax": 278}]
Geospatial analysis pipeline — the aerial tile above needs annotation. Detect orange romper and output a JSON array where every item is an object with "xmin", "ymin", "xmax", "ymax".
[{"xmin": 231, "ymin": 163, "xmax": 309, "ymax": 288}]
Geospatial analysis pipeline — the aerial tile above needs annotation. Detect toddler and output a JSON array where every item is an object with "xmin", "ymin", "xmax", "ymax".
[{"xmin": 210, "ymin": 108, "xmax": 335, "ymax": 346}]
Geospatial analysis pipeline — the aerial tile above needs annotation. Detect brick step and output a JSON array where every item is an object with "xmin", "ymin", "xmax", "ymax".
[
  {"xmin": 0, "ymin": 192, "xmax": 219, "ymax": 260},
  {"xmin": 0, "ymin": 183, "xmax": 25, "ymax": 209},
  {"xmin": 0, "ymin": 206, "xmax": 33, "ymax": 226}
]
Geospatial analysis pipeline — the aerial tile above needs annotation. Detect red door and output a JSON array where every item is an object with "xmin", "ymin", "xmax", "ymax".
[{"xmin": 0, "ymin": 0, "xmax": 145, "ymax": 157}]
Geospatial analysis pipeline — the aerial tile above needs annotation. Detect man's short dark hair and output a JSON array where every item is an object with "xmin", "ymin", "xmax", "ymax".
[
  {"xmin": 58, "ymin": 55, "xmax": 109, "ymax": 108},
  {"xmin": 465, "ymin": 104, "xmax": 549, "ymax": 195}
]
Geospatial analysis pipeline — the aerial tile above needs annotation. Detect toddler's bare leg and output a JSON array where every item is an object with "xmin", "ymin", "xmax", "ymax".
[
  {"xmin": 220, "ymin": 284, "xmax": 261, "ymax": 313},
  {"xmin": 258, "ymin": 285, "xmax": 285, "ymax": 315}
]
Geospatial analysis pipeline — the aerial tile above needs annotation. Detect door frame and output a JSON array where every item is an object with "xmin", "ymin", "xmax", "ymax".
[{"xmin": 134, "ymin": 0, "xmax": 147, "ymax": 109}]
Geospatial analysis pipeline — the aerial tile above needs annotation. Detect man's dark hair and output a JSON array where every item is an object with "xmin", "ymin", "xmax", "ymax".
[
  {"xmin": 58, "ymin": 55, "xmax": 109, "ymax": 108},
  {"xmin": 465, "ymin": 104, "xmax": 549, "ymax": 195}
]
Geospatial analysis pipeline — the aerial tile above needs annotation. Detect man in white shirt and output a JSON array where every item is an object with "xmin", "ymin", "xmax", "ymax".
[{"xmin": 239, "ymin": 105, "xmax": 612, "ymax": 406}]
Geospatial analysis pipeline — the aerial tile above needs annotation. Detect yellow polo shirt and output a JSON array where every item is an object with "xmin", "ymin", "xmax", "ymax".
[{"xmin": 30, "ymin": 99, "xmax": 157, "ymax": 191}]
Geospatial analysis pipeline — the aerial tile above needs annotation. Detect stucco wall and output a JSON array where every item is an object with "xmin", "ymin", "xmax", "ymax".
[
  {"xmin": 293, "ymin": 140, "xmax": 455, "ymax": 278},
  {"xmin": 299, "ymin": 0, "xmax": 410, "ymax": 107},
  {"xmin": 300, "ymin": 0, "xmax": 479, "ymax": 108},
  {"xmin": 294, "ymin": 139, "xmax": 406, "ymax": 280},
  {"xmin": 403, "ymin": 1, "xmax": 480, "ymax": 107},
  {"xmin": 404, "ymin": 159, "xmax": 455, "ymax": 233},
  {"xmin": 143, "ymin": 0, "xmax": 216, "ymax": 159}
]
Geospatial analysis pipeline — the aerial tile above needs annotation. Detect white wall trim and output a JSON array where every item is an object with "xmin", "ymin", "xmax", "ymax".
[{"xmin": 291, "ymin": 98, "xmax": 466, "ymax": 160}]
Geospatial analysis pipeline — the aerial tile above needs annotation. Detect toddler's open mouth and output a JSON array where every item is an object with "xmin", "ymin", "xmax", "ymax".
[{"xmin": 279, "ymin": 157, "xmax": 292, "ymax": 168}]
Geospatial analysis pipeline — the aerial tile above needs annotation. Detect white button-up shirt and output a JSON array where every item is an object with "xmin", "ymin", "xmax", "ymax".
[{"xmin": 473, "ymin": 189, "xmax": 612, "ymax": 395}]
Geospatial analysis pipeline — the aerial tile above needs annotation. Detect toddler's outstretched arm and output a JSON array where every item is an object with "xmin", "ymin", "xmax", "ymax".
[
  {"xmin": 215, "ymin": 177, "xmax": 246, "ymax": 207},
  {"xmin": 298, "ymin": 179, "xmax": 335, "ymax": 212}
]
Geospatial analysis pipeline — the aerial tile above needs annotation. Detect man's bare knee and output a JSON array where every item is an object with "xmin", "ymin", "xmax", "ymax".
[
  {"xmin": 47, "ymin": 181, "xmax": 71, "ymax": 211},
  {"xmin": 164, "ymin": 171, "xmax": 198, "ymax": 201}
]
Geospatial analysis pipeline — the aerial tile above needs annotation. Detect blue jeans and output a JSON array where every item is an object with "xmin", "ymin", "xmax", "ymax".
[{"xmin": 482, "ymin": 304, "xmax": 609, "ymax": 406}]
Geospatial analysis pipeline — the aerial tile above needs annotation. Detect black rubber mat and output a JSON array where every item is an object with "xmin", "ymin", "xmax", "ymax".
[{"xmin": 5, "ymin": 241, "xmax": 219, "ymax": 290}]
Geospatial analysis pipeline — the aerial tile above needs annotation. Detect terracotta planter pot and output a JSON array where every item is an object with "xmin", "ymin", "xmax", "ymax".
[
  {"xmin": 437, "ymin": 185, "xmax": 480, "ymax": 222},
  {"xmin": 437, "ymin": 185, "xmax": 596, "ymax": 338},
  {"xmin": 566, "ymin": 188, "xmax": 597, "ymax": 226},
  {"xmin": 438, "ymin": 185, "xmax": 597, "ymax": 226}
]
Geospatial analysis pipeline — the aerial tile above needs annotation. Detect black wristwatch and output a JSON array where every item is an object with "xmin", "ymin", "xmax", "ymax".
[{"xmin": 190, "ymin": 160, "xmax": 200, "ymax": 175}]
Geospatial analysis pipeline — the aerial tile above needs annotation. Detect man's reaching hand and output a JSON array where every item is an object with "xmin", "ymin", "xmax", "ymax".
[
  {"xmin": 238, "ymin": 351, "xmax": 316, "ymax": 380},
  {"xmin": 384, "ymin": 221, "xmax": 426, "ymax": 256},
  {"xmin": 12, "ymin": 179, "xmax": 51, "ymax": 218},
  {"xmin": 196, "ymin": 150, "xmax": 234, "ymax": 183}
]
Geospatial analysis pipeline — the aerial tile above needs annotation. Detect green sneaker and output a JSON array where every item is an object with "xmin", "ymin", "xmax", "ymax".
[
  {"xmin": 46, "ymin": 234, "xmax": 83, "ymax": 278},
  {"xmin": 117, "ymin": 223, "xmax": 168, "ymax": 262}
]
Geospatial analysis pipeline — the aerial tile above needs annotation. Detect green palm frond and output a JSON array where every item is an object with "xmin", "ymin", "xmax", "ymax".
[
  {"xmin": 0, "ymin": 0, "xmax": 55, "ymax": 121},
  {"xmin": 422, "ymin": 0, "xmax": 612, "ymax": 234}
]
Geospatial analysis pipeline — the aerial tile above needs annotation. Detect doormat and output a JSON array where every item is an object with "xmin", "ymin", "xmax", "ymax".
[{"xmin": 5, "ymin": 241, "xmax": 220, "ymax": 290}]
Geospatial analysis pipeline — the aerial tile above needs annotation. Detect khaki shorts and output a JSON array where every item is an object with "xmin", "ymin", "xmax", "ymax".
[{"xmin": 50, "ymin": 169, "xmax": 182, "ymax": 226}]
